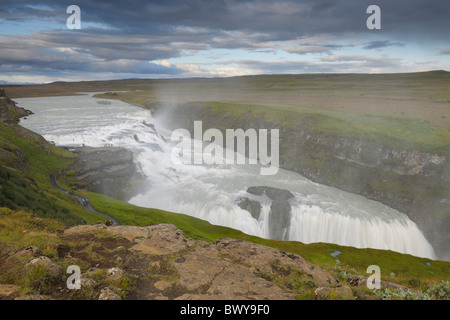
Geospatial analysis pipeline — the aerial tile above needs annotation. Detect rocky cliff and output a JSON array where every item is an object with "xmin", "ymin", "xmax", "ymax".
[
  {"xmin": 155, "ymin": 102, "xmax": 450, "ymax": 260},
  {"xmin": 0, "ymin": 88, "xmax": 32, "ymax": 123},
  {"xmin": 70, "ymin": 146, "xmax": 149, "ymax": 201}
]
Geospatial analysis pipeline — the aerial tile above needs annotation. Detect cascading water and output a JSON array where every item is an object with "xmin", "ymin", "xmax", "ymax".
[{"xmin": 17, "ymin": 93, "xmax": 437, "ymax": 260}]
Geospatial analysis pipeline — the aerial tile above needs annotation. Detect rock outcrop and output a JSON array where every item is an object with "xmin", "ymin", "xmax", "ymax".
[
  {"xmin": 237, "ymin": 186, "xmax": 294, "ymax": 240},
  {"xmin": 70, "ymin": 146, "xmax": 148, "ymax": 201},
  {"xmin": 1, "ymin": 222, "xmax": 347, "ymax": 300},
  {"xmin": 0, "ymin": 88, "xmax": 32, "ymax": 123},
  {"xmin": 105, "ymin": 223, "xmax": 339, "ymax": 300}
]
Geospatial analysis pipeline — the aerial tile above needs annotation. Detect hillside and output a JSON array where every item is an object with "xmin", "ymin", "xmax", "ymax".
[{"xmin": 0, "ymin": 84, "xmax": 449, "ymax": 301}]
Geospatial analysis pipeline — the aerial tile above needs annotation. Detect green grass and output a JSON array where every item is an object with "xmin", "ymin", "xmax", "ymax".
[
  {"xmin": 0, "ymin": 207, "xmax": 64, "ymax": 254},
  {"xmin": 0, "ymin": 122, "xmax": 109, "ymax": 225},
  {"xmin": 0, "ymin": 164, "xmax": 84, "ymax": 225},
  {"xmin": 203, "ymin": 101, "xmax": 450, "ymax": 155}
]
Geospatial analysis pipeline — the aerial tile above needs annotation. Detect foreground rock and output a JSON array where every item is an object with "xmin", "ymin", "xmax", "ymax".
[
  {"xmin": 25, "ymin": 256, "xmax": 63, "ymax": 280},
  {"xmin": 0, "ymin": 284, "xmax": 21, "ymax": 299},
  {"xmin": 0, "ymin": 222, "xmax": 341, "ymax": 300},
  {"xmin": 315, "ymin": 286, "xmax": 354, "ymax": 300},
  {"xmin": 1, "ymin": 222, "xmax": 368, "ymax": 300}
]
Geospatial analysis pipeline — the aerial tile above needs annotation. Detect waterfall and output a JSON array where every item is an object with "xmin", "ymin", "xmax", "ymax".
[
  {"xmin": 288, "ymin": 204, "xmax": 436, "ymax": 259},
  {"xmin": 17, "ymin": 93, "xmax": 438, "ymax": 260}
]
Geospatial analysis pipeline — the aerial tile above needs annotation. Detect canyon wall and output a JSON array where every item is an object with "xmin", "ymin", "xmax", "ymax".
[{"xmin": 156, "ymin": 103, "xmax": 450, "ymax": 260}]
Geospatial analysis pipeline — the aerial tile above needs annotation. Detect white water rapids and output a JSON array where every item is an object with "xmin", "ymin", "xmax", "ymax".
[{"xmin": 17, "ymin": 93, "xmax": 436, "ymax": 260}]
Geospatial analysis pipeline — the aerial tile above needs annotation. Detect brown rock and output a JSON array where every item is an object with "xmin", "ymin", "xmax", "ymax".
[
  {"xmin": 15, "ymin": 294, "xmax": 44, "ymax": 300},
  {"xmin": 174, "ymin": 250, "xmax": 230, "ymax": 291},
  {"xmin": 99, "ymin": 287, "xmax": 122, "ymax": 300},
  {"xmin": 13, "ymin": 246, "xmax": 42, "ymax": 258},
  {"xmin": 347, "ymin": 275, "xmax": 412, "ymax": 291},
  {"xmin": 154, "ymin": 281, "xmax": 172, "ymax": 291},
  {"xmin": 107, "ymin": 267, "xmax": 125, "ymax": 281},
  {"xmin": 64, "ymin": 224, "xmax": 106, "ymax": 235},
  {"xmin": 106, "ymin": 225, "xmax": 150, "ymax": 241},
  {"xmin": 146, "ymin": 293, "xmax": 169, "ymax": 300},
  {"xmin": 206, "ymin": 264, "xmax": 296, "ymax": 300},
  {"xmin": 25, "ymin": 256, "xmax": 63, "ymax": 279},
  {"xmin": 175, "ymin": 293, "xmax": 248, "ymax": 300},
  {"xmin": 0, "ymin": 284, "xmax": 21, "ymax": 299},
  {"xmin": 109, "ymin": 224, "xmax": 191, "ymax": 256},
  {"xmin": 215, "ymin": 238, "xmax": 337, "ymax": 287},
  {"xmin": 80, "ymin": 276, "xmax": 97, "ymax": 288},
  {"xmin": 314, "ymin": 286, "xmax": 354, "ymax": 300}
]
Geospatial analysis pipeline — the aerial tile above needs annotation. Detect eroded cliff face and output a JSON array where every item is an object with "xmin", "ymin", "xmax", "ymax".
[
  {"xmin": 156, "ymin": 103, "xmax": 450, "ymax": 260},
  {"xmin": 71, "ymin": 147, "xmax": 149, "ymax": 201},
  {"xmin": 0, "ymin": 89, "xmax": 32, "ymax": 123},
  {"xmin": 280, "ymin": 130, "xmax": 450, "ymax": 261}
]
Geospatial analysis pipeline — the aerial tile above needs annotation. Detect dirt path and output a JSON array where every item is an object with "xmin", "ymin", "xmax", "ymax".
[{"xmin": 50, "ymin": 173, "xmax": 121, "ymax": 226}]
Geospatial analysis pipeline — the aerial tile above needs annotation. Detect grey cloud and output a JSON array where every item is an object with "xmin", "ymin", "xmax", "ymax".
[
  {"xmin": 438, "ymin": 49, "xmax": 450, "ymax": 55},
  {"xmin": 363, "ymin": 41, "xmax": 405, "ymax": 50},
  {"xmin": 0, "ymin": 33, "xmax": 183, "ymax": 75},
  {"xmin": 2, "ymin": 1, "xmax": 449, "ymax": 38}
]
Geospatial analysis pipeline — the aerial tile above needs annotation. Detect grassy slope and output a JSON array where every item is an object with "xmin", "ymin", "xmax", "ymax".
[
  {"xmin": 0, "ymin": 122, "xmax": 108, "ymax": 225},
  {"xmin": 203, "ymin": 101, "xmax": 450, "ymax": 155}
]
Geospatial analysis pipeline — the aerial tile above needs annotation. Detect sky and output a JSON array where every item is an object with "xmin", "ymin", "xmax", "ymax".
[{"xmin": 0, "ymin": 0, "xmax": 449, "ymax": 83}]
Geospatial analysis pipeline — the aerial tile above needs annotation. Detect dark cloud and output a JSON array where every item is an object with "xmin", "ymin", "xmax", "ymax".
[
  {"xmin": 2, "ymin": 0, "xmax": 449, "ymax": 38},
  {"xmin": 0, "ymin": 0, "xmax": 449, "ymax": 79},
  {"xmin": 0, "ymin": 32, "xmax": 183, "ymax": 76},
  {"xmin": 363, "ymin": 40, "xmax": 405, "ymax": 50}
]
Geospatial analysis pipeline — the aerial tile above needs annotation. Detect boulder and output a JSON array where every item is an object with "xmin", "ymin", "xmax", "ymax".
[
  {"xmin": 13, "ymin": 246, "xmax": 42, "ymax": 258},
  {"xmin": 314, "ymin": 286, "xmax": 354, "ymax": 300},
  {"xmin": 236, "ymin": 197, "xmax": 262, "ymax": 220},
  {"xmin": 0, "ymin": 284, "xmax": 21, "ymax": 299},
  {"xmin": 214, "ymin": 238, "xmax": 337, "ymax": 287},
  {"xmin": 108, "ymin": 224, "xmax": 193, "ymax": 255},
  {"xmin": 25, "ymin": 256, "xmax": 63, "ymax": 280},
  {"xmin": 107, "ymin": 267, "xmax": 125, "ymax": 281},
  {"xmin": 239, "ymin": 186, "xmax": 294, "ymax": 240},
  {"xmin": 80, "ymin": 276, "xmax": 97, "ymax": 288},
  {"xmin": 347, "ymin": 275, "xmax": 412, "ymax": 291},
  {"xmin": 247, "ymin": 186, "xmax": 294, "ymax": 201},
  {"xmin": 64, "ymin": 224, "xmax": 106, "ymax": 235},
  {"xmin": 99, "ymin": 287, "xmax": 122, "ymax": 300},
  {"xmin": 71, "ymin": 147, "xmax": 147, "ymax": 201}
]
